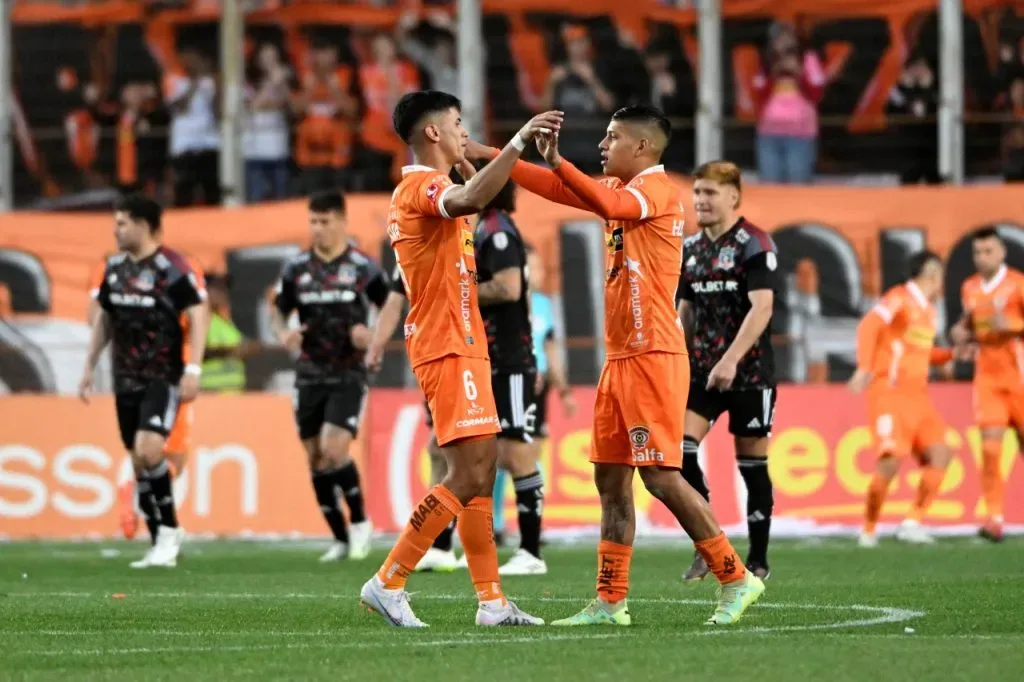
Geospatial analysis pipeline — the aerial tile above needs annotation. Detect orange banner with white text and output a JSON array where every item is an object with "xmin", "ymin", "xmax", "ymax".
[{"xmin": 0, "ymin": 386, "xmax": 1020, "ymax": 539}]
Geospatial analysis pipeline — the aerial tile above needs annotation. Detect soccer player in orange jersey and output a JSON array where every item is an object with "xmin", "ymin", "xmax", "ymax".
[
  {"xmin": 87, "ymin": 254, "xmax": 200, "ymax": 545},
  {"xmin": 849, "ymin": 251, "xmax": 955, "ymax": 546},
  {"xmin": 950, "ymin": 228, "xmax": 1024, "ymax": 543},
  {"xmin": 358, "ymin": 90, "xmax": 563, "ymax": 628},
  {"xmin": 466, "ymin": 105, "xmax": 764, "ymax": 626}
]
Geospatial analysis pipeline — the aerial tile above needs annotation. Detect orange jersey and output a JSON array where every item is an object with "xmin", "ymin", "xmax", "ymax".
[
  {"xmin": 507, "ymin": 160, "xmax": 687, "ymax": 359},
  {"xmin": 962, "ymin": 266, "xmax": 1024, "ymax": 388},
  {"xmin": 88, "ymin": 254, "xmax": 206, "ymax": 364},
  {"xmin": 388, "ymin": 165, "xmax": 488, "ymax": 369},
  {"xmin": 856, "ymin": 282, "xmax": 943, "ymax": 392}
]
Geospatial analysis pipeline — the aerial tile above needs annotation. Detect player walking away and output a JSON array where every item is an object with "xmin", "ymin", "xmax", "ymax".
[
  {"xmin": 78, "ymin": 193, "xmax": 209, "ymax": 568},
  {"xmin": 950, "ymin": 228, "xmax": 1024, "ymax": 543},
  {"xmin": 469, "ymin": 104, "xmax": 765, "ymax": 626},
  {"xmin": 675, "ymin": 162, "xmax": 778, "ymax": 582},
  {"xmin": 850, "ymin": 251, "xmax": 955, "ymax": 546},
  {"xmin": 272, "ymin": 190, "xmax": 384, "ymax": 562},
  {"xmin": 359, "ymin": 90, "xmax": 561, "ymax": 628},
  {"xmin": 368, "ymin": 266, "xmax": 460, "ymax": 572},
  {"xmin": 474, "ymin": 181, "xmax": 548, "ymax": 576},
  {"xmin": 88, "ymin": 257, "xmax": 201, "ymax": 544}
]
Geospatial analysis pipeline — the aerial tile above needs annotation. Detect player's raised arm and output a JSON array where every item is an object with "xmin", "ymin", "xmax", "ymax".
[
  {"xmin": 466, "ymin": 139, "xmax": 590, "ymax": 210},
  {"xmin": 536, "ymin": 134, "xmax": 644, "ymax": 221}
]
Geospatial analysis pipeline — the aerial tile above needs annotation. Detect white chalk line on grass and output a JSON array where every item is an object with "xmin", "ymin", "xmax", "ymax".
[{"xmin": 4, "ymin": 592, "xmax": 926, "ymax": 640}]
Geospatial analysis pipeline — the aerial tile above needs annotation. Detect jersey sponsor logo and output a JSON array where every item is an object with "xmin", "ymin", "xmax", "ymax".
[
  {"xmin": 109, "ymin": 292, "xmax": 156, "ymax": 307},
  {"xmin": 628, "ymin": 425, "xmax": 650, "ymax": 448},
  {"xmin": 298, "ymin": 272, "xmax": 313, "ymax": 287},
  {"xmin": 409, "ymin": 493, "xmax": 442, "ymax": 532},
  {"xmin": 461, "ymin": 229, "xmax": 475, "ymax": 256},
  {"xmin": 692, "ymin": 280, "xmax": 739, "ymax": 293},
  {"xmin": 629, "ymin": 427, "xmax": 666, "ymax": 466},
  {"xmin": 404, "ymin": 322, "xmax": 417, "ymax": 339},
  {"xmin": 904, "ymin": 325, "xmax": 937, "ymax": 348},
  {"xmin": 456, "ymin": 258, "xmax": 475, "ymax": 333},
  {"xmin": 747, "ymin": 417, "xmax": 761, "ymax": 429},
  {"xmin": 672, "ymin": 220, "xmax": 685, "ymax": 237},
  {"xmin": 467, "ymin": 402, "xmax": 485, "ymax": 417},
  {"xmin": 297, "ymin": 290, "xmax": 355, "ymax": 305},
  {"xmin": 627, "ymin": 257, "xmax": 645, "ymax": 332},
  {"xmin": 735, "ymin": 228, "xmax": 750, "ymax": 244},
  {"xmin": 715, "ymin": 246, "xmax": 736, "ymax": 271},
  {"xmin": 766, "ymin": 252, "xmax": 778, "ymax": 271},
  {"xmin": 387, "ymin": 222, "xmax": 401, "ymax": 243},
  {"xmin": 455, "ymin": 415, "xmax": 498, "ymax": 428},
  {"xmin": 685, "ymin": 255, "xmax": 697, "ymax": 268}
]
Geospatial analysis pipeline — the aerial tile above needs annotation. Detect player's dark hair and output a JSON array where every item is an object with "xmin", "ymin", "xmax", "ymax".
[
  {"xmin": 611, "ymin": 104, "xmax": 672, "ymax": 143},
  {"xmin": 484, "ymin": 180, "xmax": 517, "ymax": 213},
  {"xmin": 393, "ymin": 90, "xmax": 461, "ymax": 143},
  {"xmin": 308, "ymin": 189, "xmax": 346, "ymax": 215},
  {"xmin": 113, "ymin": 193, "xmax": 162, "ymax": 233},
  {"xmin": 972, "ymin": 227, "xmax": 1003, "ymax": 244},
  {"xmin": 907, "ymin": 250, "xmax": 942, "ymax": 279}
]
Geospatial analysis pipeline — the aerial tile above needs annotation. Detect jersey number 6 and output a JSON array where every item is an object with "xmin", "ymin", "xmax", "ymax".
[{"xmin": 463, "ymin": 370, "xmax": 478, "ymax": 401}]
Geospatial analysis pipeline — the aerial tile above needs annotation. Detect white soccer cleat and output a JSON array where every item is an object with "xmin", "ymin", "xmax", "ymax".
[
  {"xmin": 454, "ymin": 552, "xmax": 469, "ymax": 569},
  {"xmin": 415, "ymin": 547, "xmax": 459, "ymax": 572},
  {"xmin": 130, "ymin": 544, "xmax": 159, "ymax": 569},
  {"xmin": 858, "ymin": 531, "xmax": 879, "ymax": 548},
  {"xmin": 348, "ymin": 520, "xmax": 374, "ymax": 561},
  {"xmin": 144, "ymin": 525, "xmax": 184, "ymax": 568},
  {"xmin": 360, "ymin": 576, "xmax": 428, "ymax": 628},
  {"xmin": 498, "ymin": 549, "xmax": 548, "ymax": 576},
  {"xmin": 896, "ymin": 519, "xmax": 936, "ymax": 544},
  {"xmin": 319, "ymin": 542, "xmax": 348, "ymax": 563},
  {"xmin": 476, "ymin": 599, "xmax": 545, "ymax": 626}
]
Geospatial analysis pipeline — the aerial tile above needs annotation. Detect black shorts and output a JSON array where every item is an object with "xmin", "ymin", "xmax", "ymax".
[
  {"xmin": 687, "ymin": 383, "xmax": 777, "ymax": 438},
  {"xmin": 534, "ymin": 375, "xmax": 551, "ymax": 439},
  {"xmin": 294, "ymin": 382, "xmax": 367, "ymax": 440},
  {"xmin": 115, "ymin": 381, "xmax": 180, "ymax": 450},
  {"xmin": 492, "ymin": 370, "xmax": 537, "ymax": 443}
]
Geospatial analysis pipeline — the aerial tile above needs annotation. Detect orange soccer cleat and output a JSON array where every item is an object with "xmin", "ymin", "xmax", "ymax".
[{"xmin": 118, "ymin": 481, "xmax": 140, "ymax": 540}]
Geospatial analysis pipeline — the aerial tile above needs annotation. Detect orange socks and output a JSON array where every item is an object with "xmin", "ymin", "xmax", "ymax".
[
  {"xmin": 377, "ymin": 485, "xmax": 463, "ymax": 590},
  {"xmin": 981, "ymin": 440, "xmax": 1005, "ymax": 524},
  {"xmin": 694, "ymin": 533, "xmax": 745, "ymax": 585},
  {"xmin": 863, "ymin": 473, "xmax": 893, "ymax": 534},
  {"xmin": 456, "ymin": 496, "xmax": 505, "ymax": 604},
  {"xmin": 596, "ymin": 540, "xmax": 632, "ymax": 604},
  {"xmin": 909, "ymin": 466, "xmax": 946, "ymax": 522}
]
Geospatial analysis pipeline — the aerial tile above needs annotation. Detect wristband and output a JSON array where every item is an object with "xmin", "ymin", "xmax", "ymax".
[
  {"xmin": 510, "ymin": 133, "xmax": 527, "ymax": 152},
  {"xmin": 184, "ymin": 364, "xmax": 202, "ymax": 376}
]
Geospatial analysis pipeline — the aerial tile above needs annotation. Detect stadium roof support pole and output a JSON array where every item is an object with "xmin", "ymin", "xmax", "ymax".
[
  {"xmin": 219, "ymin": 0, "xmax": 245, "ymax": 206},
  {"xmin": 457, "ymin": 0, "xmax": 484, "ymax": 141},
  {"xmin": 938, "ymin": 0, "xmax": 964, "ymax": 184},
  {"xmin": 696, "ymin": 0, "xmax": 723, "ymax": 165},
  {"xmin": 0, "ymin": 0, "xmax": 13, "ymax": 212}
]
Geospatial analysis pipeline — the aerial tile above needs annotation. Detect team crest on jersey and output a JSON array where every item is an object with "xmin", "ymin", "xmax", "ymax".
[
  {"xmin": 461, "ymin": 229, "xmax": 475, "ymax": 255},
  {"xmin": 628, "ymin": 426, "xmax": 650, "ymax": 449},
  {"xmin": 426, "ymin": 181, "xmax": 442, "ymax": 201},
  {"xmin": 735, "ymin": 228, "xmax": 750, "ymax": 244},
  {"xmin": 298, "ymin": 272, "xmax": 313, "ymax": 287},
  {"xmin": 715, "ymin": 246, "xmax": 736, "ymax": 271},
  {"xmin": 134, "ymin": 269, "xmax": 155, "ymax": 291},
  {"xmin": 337, "ymin": 264, "xmax": 357, "ymax": 286}
]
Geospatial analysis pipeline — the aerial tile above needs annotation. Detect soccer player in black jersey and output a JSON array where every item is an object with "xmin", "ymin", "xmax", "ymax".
[
  {"xmin": 474, "ymin": 180, "xmax": 546, "ymax": 576},
  {"xmin": 676, "ymin": 162, "xmax": 779, "ymax": 580},
  {"xmin": 78, "ymin": 194, "xmax": 209, "ymax": 569},
  {"xmin": 272, "ymin": 190, "xmax": 389, "ymax": 562}
]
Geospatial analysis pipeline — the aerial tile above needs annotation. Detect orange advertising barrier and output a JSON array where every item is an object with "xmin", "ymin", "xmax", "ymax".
[
  {"xmin": 1, "ymin": 385, "xmax": 1020, "ymax": 539},
  {"xmin": 2, "ymin": 183, "xmax": 1024, "ymax": 323}
]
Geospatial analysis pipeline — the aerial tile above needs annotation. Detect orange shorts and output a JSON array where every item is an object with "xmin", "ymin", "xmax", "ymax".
[
  {"xmin": 414, "ymin": 355, "xmax": 500, "ymax": 447},
  {"xmin": 974, "ymin": 382, "xmax": 1024, "ymax": 430},
  {"xmin": 867, "ymin": 389, "xmax": 946, "ymax": 458},
  {"xmin": 164, "ymin": 402, "xmax": 194, "ymax": 456},
  {"xmin": 591, "ymin": 352, "xmax": 688, "ymax": 468}
]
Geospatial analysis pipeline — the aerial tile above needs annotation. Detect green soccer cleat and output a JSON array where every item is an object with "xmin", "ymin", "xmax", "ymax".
[
  {"xmin": 705, "ymin": 572, "xmax": 765, "ymax": 625},
  {"xmin": 551, "ymin": 598, "xmax": 631, "ymax": 626}
]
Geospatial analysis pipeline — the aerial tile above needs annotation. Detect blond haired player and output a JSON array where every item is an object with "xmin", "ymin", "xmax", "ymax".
[
  {"xmin": 358, "ymin": 90, "xmax": 562, "ymax": 627},
  {"xmin": 950, "ymin": 228, "xmax": 1024, "ymax": 543},
  {"xmin": 850, "ymin": 251, "xmax": 955, "ymax": 546},
  {"xmin": 87, "ymin": 249, "xmax": 201, "ymax": 553},
  {"xmin": 468, "ymin": 104, "xmax": 764, "ymax": 626}
]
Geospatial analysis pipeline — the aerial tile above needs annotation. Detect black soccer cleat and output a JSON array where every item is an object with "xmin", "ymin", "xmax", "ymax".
[
  {"xmin": 745, "ymin": 560, "xmax": 771, "ymax": 581},
  {"xmin": 978, "ymin": 524, "xmax": 1005, "ymax": 544},
  {"xmin": 681, "ymin": 550, "xmax": 710, "ymax": 582}
]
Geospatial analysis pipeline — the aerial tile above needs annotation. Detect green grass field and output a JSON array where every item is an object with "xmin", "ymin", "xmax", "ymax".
[{"xmin": 1, "ymin": 538, "xmax": 1021, "ymax": 681}]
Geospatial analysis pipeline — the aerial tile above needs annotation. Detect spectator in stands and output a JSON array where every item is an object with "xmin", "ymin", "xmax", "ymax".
[
  {"xmin": 752, "ymin": 22, "xmax": 825, "ymax": 184},
  {"xmin": 396, "ymin": 10, "xmax": 458, "ymax": 97},
  {"xmin": 243, "ymin": 43, "xmax": 293, "ymax": 203},
  {"xmin": 167, "ymin": 49, "xmax": 220, "ymax": 206},
  {"xmin": 644, "ymin": 42, "xmax": 687, "ymax": 117},
  {"xmin": 541, "ymin": 24, "xmax": 615, "ymax": 173},
  {"xmin": 1001, "ymin": 77, "xmax": 1024, "ymax": 182},
  {"xmin": 293, "ymin": 41, "xmax": 357, "ymax": 194},
  {"xmin": 885, "ymin": 54, "xmax": 940, "ymax": 185},
  {"xmin": 114, "ymin": 82, "xmax": 168, "ymax": 196},
  {"xmin": 358, "ymin": 33, "xmax": 420, "ymax": 185}
]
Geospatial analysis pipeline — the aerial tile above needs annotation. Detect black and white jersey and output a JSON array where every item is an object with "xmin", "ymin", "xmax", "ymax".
[
  {"xmin": 677, "ymin": 218, "xmax": 778, "ymax": 390},
  {"xmin": 274, "ymin": 247, "xmax": 390, "ymax": 386},
  {"xmin": 96, "ymin": 246, "xmax": 205, "ymax": 393},
  {"xmin": 474, "ymin": 209, "xmax": 535, "ymax": 373}
]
